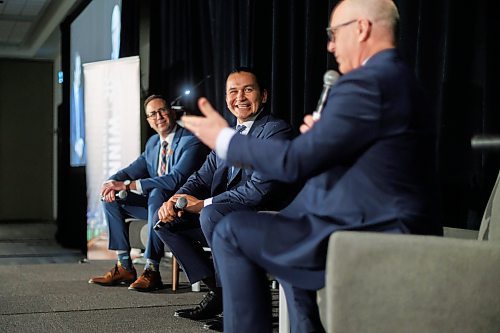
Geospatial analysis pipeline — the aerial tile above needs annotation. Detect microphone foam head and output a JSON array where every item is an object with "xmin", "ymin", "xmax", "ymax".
[
  {"xmin": 323, "ymin": 70, "xmax": 340, "ymax": 86},
  {"xmin": 117, "ymin": 190, "xmax": 128, "ymax": 200},
  {"xmin": 176, "ymin": 196, "xmax": 188, "ymax": 209}
]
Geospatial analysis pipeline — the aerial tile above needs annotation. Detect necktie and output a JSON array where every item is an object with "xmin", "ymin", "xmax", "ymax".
[
  {"xmin": 227, "ymin": 125, "xmax": 247, "ymax": 183},
  {"xmin": 159, "ymin": 141, "xmax": 168, "ymax": 176}
]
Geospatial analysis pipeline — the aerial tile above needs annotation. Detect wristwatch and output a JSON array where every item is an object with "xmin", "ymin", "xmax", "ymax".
[{"xmin": 124, "ymin": 180, "xmax": 131, "ymax": 191}]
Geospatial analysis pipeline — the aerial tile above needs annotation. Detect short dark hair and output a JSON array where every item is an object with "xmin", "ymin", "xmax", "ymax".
[
  {"xmin": 143, "ymin": 94, "xmax": 168, "ymax": 111},
  {"xmin": 228, "ymin": 67, "xmax": 268, "ymax": 92}
]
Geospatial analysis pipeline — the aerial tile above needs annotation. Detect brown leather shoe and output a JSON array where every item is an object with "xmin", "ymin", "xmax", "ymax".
[
  {"xmin": 128, "ymin": 269, "xmax": 163, "ymax": 292},
  {"xmin": 89, "ymin": 264, "xmax": 137, "ymax": 286}
]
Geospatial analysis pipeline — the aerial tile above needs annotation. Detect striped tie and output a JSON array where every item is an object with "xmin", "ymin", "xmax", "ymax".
[
  {"xmin": 227, "ymin": 125, "xmax": 247, "ymax": 183},
  {"xmin": 159, "ymin": 141, "xmax": 168, "ymax": 176}
]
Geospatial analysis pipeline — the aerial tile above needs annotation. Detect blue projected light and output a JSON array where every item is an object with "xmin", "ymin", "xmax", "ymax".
[{"xmin": 184, "ymin": 90, "xmax": 191, "ymax": 95}]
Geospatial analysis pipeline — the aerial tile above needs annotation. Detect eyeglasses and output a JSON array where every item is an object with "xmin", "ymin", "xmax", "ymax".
[
  {"xmin": 146, "ymin": 107, "xmax": 170, "ymax": 119},
  {"xmin": 326, "ymin": 19, "xmax": 357, "ymax": 42}
]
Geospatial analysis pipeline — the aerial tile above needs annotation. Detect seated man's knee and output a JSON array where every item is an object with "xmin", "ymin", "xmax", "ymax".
[
  {"xmin": 148, "ymin": 188, "xmax": 168, "ymax": 206},
  {"xmin": 200, "ymin": 205, "xmax": 220, "ymax": 243},
  {"xmin": 200, "ymin": 205, "xmax": 219, "ymax": 229},
  {"xmin": 102, "ymin": 199, "xmax": 120, "ymax": 212},
  {"xmin": 212, "ymin": 212, "xmax": 246, "ymax": 241}
]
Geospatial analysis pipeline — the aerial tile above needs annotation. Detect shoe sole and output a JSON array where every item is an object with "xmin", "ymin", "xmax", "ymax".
[
  {"xmin": 89, "ymin": 279, "xmax": 136, "ymax": 286},
  {"xmin": 127, "ymin": 284, "xmax": 163, "ymax": 292},
  {"xmin": 174, "ymin": 312, "xmax": 222, "ymax": 320}
]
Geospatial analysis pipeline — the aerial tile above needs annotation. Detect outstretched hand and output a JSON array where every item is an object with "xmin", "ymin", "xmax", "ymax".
[{"xmin": 182, "ymin": 98, "xmax": 229, "ymax": 149}]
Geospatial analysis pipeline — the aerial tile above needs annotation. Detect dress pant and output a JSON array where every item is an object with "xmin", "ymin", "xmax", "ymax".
[
  {"xmin": 211, "ymin": 211, "xmax": 325, "ymax": 333},
  {"xmin": 102, "ymin": 188, "xmax": 168, "ymax": 261},
  {"xmin": 153, "ymin": 202, "xmax": 254, "ymax": 284},
  {"xmin": 212, "ymin": 211, "xmax": 409, "ymax": 333}
]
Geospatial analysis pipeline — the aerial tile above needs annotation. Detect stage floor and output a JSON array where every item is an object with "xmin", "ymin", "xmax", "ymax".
[{"xmin": 0, "ymin": 222, "xmax": 279, "ymax": 332}]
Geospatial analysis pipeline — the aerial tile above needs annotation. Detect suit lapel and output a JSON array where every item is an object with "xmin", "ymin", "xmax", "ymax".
[
  {"xmin": 167, "ymin": 126, "xmax": 183, "ymax": 171},
  {"xmin": 226, "ymin": 112, "xmax": 269, "ymax": 186},
  {"xmin": 152, "ymin": 137, "xmax": 161, "ymax": 175},
  {"xmin": 213, "ymin": 156, "xmax": 230, "ymax": 195}
]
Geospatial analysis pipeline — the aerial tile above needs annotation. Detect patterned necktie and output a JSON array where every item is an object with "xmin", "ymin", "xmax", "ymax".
[
  {"xmin": 227, "ymin": 125, "xmax": 247, "ymax": 183},
  {"xmin": 159, "ymin": 141, "xmax": 168, "ymax": 176}
]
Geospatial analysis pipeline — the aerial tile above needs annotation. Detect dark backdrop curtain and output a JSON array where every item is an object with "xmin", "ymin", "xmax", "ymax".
[
  {"xmin": 119, "ymin": 0, "xmax": 139, "ymax": 58},
  {"xmin": 142, "ymin": 0, "xmax": 499, "ymax": 229}
]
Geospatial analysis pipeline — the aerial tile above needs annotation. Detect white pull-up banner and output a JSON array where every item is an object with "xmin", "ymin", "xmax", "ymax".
[{"xmin": 83, "ymin": 56, "xmax": 141, "ymax": 259}]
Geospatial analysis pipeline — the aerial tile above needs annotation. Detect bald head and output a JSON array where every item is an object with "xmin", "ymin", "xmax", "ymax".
[
  {"xmin": 340, "ymin": 0, "xmax": 399, "ymax": 42},
  {"xmin": 327, "ymin": 0, "xmax": 399, "ymax": 73}
]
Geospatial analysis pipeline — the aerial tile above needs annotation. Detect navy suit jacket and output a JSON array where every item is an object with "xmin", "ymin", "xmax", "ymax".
[
  {"xmin": 225, "ymin": 49, "xmax": 442, "ymax": 273},
  {"xmin": 110, "ymin": 125, "xmax": 208, "ymax": 196},
  {"xmin": 177, "ymin": 110, "xmax": 293, "ymax": 209}
]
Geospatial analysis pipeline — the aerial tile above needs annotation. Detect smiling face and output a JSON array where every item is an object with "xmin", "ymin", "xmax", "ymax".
[
  {"xmin": 225, "ymin": 71, "xmax": 268, "ymax": 123},
  {"xmin": 145, "ymin": 98, "xmax": 176, "ymax": 138}
]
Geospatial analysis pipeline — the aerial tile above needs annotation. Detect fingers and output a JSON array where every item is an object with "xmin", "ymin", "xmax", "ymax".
[
  {"xmin": 102, "ymin": 191, "xmax": 115, "ymax": 203},
  {"xmin": 303, "ymin": 114, "xmax": 315, "ymax": 127},
  {"xmin": 158, "ymin": 202, "xmax": 168, "ymax": 221},
  {"xmin": 166, "ymin": 197, "xmax": 177, "ymax": 217},
  {"xmin": 198, "ymin": 97, "xmax": 216, "ymax": 117},
  {"xmin": 158, "ymin": 201, "xmax": 176, "ymax": 222},
  {"xmin": 300, "ymin": 114, "xmax": 317, "ymax": 134}
]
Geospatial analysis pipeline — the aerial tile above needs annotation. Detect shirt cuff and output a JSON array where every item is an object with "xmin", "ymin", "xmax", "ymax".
[
  {"xmin": 133, "ymin": 180, "xmax": 143, "ymax": 195},
  {"xmin": 204, "ymin": 197, "xmax": 213, "ymax": 206},
  {"xmin": 215, "ymin": 127, "xmax": 236, "ymax": 160}
]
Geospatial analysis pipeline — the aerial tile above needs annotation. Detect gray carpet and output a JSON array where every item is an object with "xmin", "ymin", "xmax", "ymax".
[
  {"xmin": 0, "ymin": 222, "xmax": 280, "ymax": 332},
  {"xmin": 0, "ymin": 260, "xmax": 211, "ymax": 332}
]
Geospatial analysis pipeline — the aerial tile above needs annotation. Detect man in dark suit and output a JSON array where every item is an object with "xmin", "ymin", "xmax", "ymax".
[
  {"xmin": 89, "ymin": 95, "xmax": 207, "ymax": 292},
  {"xmin": 181, "ymin": 0, "xmax": 443, "ymax": 332},
  {"xmin": 154, "ymin": 68, "xmax": 294, "ymax": 330}
]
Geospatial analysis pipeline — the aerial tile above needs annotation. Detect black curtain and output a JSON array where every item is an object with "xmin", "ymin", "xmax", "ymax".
[
  {"xmin": 143, "ymin": 0, "xmax": 499, "ymax": 229},
  {"xmin": 120, "ymin": 0, "xmax": 140, "ymax": 58}
]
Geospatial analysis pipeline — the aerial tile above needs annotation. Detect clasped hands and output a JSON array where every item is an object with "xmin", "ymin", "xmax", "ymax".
[
  {"xmin": 100, "ymin": 180, "xmax": 127, "ymax": 202},
  {"xmin": 157, "ymin": 194, "xmax": 204, "ymax": 223}
]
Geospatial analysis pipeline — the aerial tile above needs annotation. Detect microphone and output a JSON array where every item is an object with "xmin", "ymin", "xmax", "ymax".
[
  {"xmin": 312, "ymin": 70, "xmax": 340, "ymax": 120},
  {"xmin": 154, "ymin": 196, "xmax": 188, "ymax": 230},
  {"xmin": 100, "ymin": 190, "xmax": 127, "ymax": 201}
]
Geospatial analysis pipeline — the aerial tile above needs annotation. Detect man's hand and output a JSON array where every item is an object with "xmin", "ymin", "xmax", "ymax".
[
  {"xmin": 172, "ymin": 194, "xmax": 204, "ymax": 214},
  {"xmin": 182, "ymin": 98, "xmax": 229, "ymax": 149},
  {"xmin": 157, "ymin": 194, "xmax": 204, "ymax": 223},
  {"xmin": 299, "ymin": 114, "xmax": 317, "ymax": 134},
  {"xmin": 100, "ymin": 180, "xmax": 126, "ymax": 203},
  {"xmin": 157, "ymin": 198, "xmax": 178, "ymax": 223}
]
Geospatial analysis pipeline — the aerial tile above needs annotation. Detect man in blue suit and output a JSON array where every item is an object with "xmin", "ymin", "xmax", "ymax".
[
  {"xmin": 89, "ymin": 95, "xmax": 207, "ymax": 292},
  {"xmin": 154, "ymin": 68, "xmax": 294, "ymax": 330},
  {"xmin": 182, "ymin": 0, "xmax": 443, "ymax": 332}
]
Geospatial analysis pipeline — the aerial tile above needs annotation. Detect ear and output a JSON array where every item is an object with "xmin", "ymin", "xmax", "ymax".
[
  {"xmin": 261, "ymin": 89, "xmax": 268, "ymax": 103},
  {"xmin": 357, "ymin": 19, "xmax": 372, "ymax": 42}
]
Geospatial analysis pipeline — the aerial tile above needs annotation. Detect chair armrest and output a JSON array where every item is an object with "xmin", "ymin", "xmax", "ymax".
[{"xmin": 318, "ymin": 231, "xmax": 500, "ymax": 333}]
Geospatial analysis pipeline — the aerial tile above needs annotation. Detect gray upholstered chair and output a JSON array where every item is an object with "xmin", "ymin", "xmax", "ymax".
[
  {"xmin": 126, "ymin": 218, "xmax": 181, "ymax": 291},
  {"xmin": 316, "ymin": 171, "xmax": 500, "ymax": 333}
]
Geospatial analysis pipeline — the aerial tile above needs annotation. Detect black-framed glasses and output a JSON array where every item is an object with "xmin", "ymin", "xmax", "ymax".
[
  {"xmin": 146, "ymin": 107, "xmax": 170, "ymax": 118},
  {"xmin": 326, "ymin": 19, "xmax": 357, "ymax": 42}
]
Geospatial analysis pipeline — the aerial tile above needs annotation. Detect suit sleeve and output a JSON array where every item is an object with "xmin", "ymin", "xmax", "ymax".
[
  {"xmin": 139, "ymin": 136, "xmax": 207, "ymax": 195},
  {"xmin": 110, "ymin": 154, "xmax": 149, "ymax": 181},
  {"xmin": 225, "ymin": 71, "xmax": 382, "ymax": 184},
  {"xmin": 212, "ymin": 120, "xmax": 294, "ymax": 206}
]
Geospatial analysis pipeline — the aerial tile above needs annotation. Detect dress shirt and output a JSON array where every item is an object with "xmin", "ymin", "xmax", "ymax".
[{"xmin": 135, "ymin": 125, "xmax": 177, "ymax": 194}]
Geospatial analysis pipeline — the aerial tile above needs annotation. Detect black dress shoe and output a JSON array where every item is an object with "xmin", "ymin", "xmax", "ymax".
[
  {"xmin": 174, "ymin": 291, "xmax": 223, "ymax": 320},
  {"xmin": 203, "ymin": 317, "xmax": 223, "ymax": 332}
]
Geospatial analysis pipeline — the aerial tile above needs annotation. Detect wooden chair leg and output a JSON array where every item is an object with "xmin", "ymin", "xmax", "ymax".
[{"xmin": 172, "ymin": 256, "xmax": 179, "ymax": 291}]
